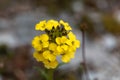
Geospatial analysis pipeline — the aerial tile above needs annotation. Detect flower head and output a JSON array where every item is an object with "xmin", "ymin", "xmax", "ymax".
[
  {"xmin": 32, "ymin": 19, "xmax": 80, "ymax": 69},
  {"xmin": 35, "ymin": 20, "xmax": 46, "ymax": 31}
]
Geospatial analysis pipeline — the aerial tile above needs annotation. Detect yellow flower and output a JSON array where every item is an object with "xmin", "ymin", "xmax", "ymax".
[
  {"xmin": 61, "ymin": 55, "xmax": 71, "ymax": 63},
  {"xmin": 44, "ymin": 60, "xmax": 58, "ymax": 69},
  {"xmin": 49, "ymin": 43, "xmax": 57, "ymax": 51},
  {"xmin": 32, "ymin": 34, "xmax": 50, "ymax": 50},
  {"xmin": 35, "ymin": 20, "xmax": 46, "ymax": 31},
  {"xmin": 42, "ymin": 41, "xmax": 49, "ymax": 48},
  {"xmin": 32, "ymin": 36, "xmax": 42, "ymax": 51},
  {"xmin": 73, "ymin": 40, "xmax": 80, "ymax": 48},
  {"xmin": 61, "ymin": 51, "xmax": 75, "ymax": 63},
  {"xmin": 68, "ymin": 32, "xmax": 76, "ymax": 41},
  {"xmin": 46, "ymin": 20, "xmax": 60, "ymax": 30},
  {"xmin": 67, "ymin": 52, "xmax": 75, "ymax": 59},
  {"xmin": 67, "ymin": 46, "xmax": 76, "ymax": 52},
  {"xmin": 33, "ymin": 52, "xmax": 45, "ymax": 62},
  {"xmin": 57, "ymin": 46, "xmax": 64, "ymax": 53},
  {"xmin": 65, "ymin": 39, "xmax": 72, "ymax": 46},
  {"xmin": 49, "ymin": 43, "xmax": 61, "ymax": 55},
  {"xmin": 50, "ymin": 20, "xmax": 60, "ymax": 29},
  {"xmin": 53, "ymin": 51, "xmax": 61, "ymax": 56},
  {"xmin": 32, "ymin": 19, "xmax": 80, "ymax": 69},
  {"xmin": 60, "ymin": 20, "xmax": 72, "ymax": 30},
  {"xmin": 56, "ymin": 36, "xmax": 67, "ymax": 45},
  {"xmin": 61, "ymin": 44, "xmax": 68, "ymax": 51},
  {"xmin": 55, "ymin": 37, "xmax": 61, "ymax": 45},
  {"xmin": 40, "ymin": 34, "xmax": 49, "ymax": 42},
  {"xmin": 46, "ymin": 22, "xmax": 53, "ymax": 30},
  {"xmin": 43, "ymin": 50, "xmax": 56, "ymax": 61},
  {"xmin": 56, "ymin": 36, "xmax": 70, "ymax": 53},
  {"xmin": 61, "ymin": 36, "xmax": 67, "ymax": 43}
]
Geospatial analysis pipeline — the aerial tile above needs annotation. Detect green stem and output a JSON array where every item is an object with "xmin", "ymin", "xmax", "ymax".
[{"xmin": 47, "ymin": 69, "xmax": 54, "ymax": 80}]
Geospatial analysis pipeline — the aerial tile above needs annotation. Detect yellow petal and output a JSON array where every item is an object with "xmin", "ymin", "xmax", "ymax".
[
  {"xmin": 57, "ymin": 46, "xmax": 63, "ymax": 53},
  {"xmin": 44, "ymin": 60, "xmax": 58, "ymax": 69},
  {"xmin": 40, "ymin": 34, "xmax": 49, "ymax": 42},
  {"xmin": 43, "ymin": 50, "xmax": 56, "ymax": 61},
  {"xmin": 50, "ymin": 60, "xmax": 58, "ymax": 68},
  {"xmin": 68, "ymin": 46, "xmax": 76, "ymax": 52},
  {"xmin": 68, "ymin": 52, "xmax": 75, "ymax": 59},
  {"xmin": 49, "ymin": 54, "xmax": 56, "ymax": 61},
  {"xmin": 61, "ymin": 55, "xmax": 71, "ymax": 63},
  {"xmin": 61, "ymin": 36, "xmax": 67, "ymax": 42},
  {"xmin": 56, "ymin": 37, "xmax": 61, "ymax": 45},
  {"xmin": 64, "ymin": 25, "xmax": 72, "ymax": 31},
  {"xmin": 50, "ymin": 20, "xmax": 59, "ymax": 28},
  {"xmin": 35, "ymin": 20, "xmax": 46, "ymax": 31},
  {"xmin": 33, "ymin": 52, "xmax": 45, "ymax": 61},
  {"xmin": 60, "ymin": 20, "xmax": 72, "ymax": 30},
  {"xmin": 46, "ymin": 23, "xmax": 53, "ymax": 30},
  {"xmin": 43, "ymin": 50, "xmax": 51, "ymax": 60},
  {"xmin": 49, "ymin": 43, "xmax": 57, "ymax": 51},
  {"xmin": 61, "ymin": 45, "xmax": 68, "ymax": 51},
  {"xmin": 32, "ymin": 36, "xmax": 42, "ymax": 51},
  {"xmin": 65, "ymin": 39, "xmax": 72, "ymax": 46},
  {"xmin": 74, "ymin": 40, "xmax": 80, "ymax": 48},
  {"xmin": 46, "ymin": 20, "xmax": 58, "ymax": 30},
  {"xmin": 53, "ymin": 51, "xmax": 61, "ymax": 55},
  {"xmin": 68, "ymin": 32, "xmax": 76, "ymax": 41},
  {"xmin": 42, "ymin": 41, "xmax": 49, "ymax": 48}
]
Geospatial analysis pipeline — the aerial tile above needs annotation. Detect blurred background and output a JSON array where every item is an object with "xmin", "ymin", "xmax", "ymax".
[{"xmin": 0, "ymin": 0, "xmax": 120, "ymax": 80}]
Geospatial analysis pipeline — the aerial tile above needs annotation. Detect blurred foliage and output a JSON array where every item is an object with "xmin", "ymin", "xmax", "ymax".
[
  {"xmin": 0, "ymin": 45, "xmax": 8, "ymax": 56},
  {"xmin": 54, "ymin": 70, "xmax": 77, "ymax": 80},
  {"xmin": 0, "ymin": 45, "xmax": 14, "ymax": 79},
  {"xmin": 102, "ymin": 14, "xmax": 120, "ymax": 35},
  {"xmin": 33, "ymin": 0, "xmax": 73, "ymax": 15},
  {"xmin": 0, "ymin": 0, "xmax": 11, "ymax": 10},
  {"xmin": 0, "ymin": 44, "xmax": 13, "ymax": 58},
  {"xmin": 0, "ymin": 45, "xmax": 32, "ymax": 80},
  {"xmin": 83, "ymin": 0, "xmax": 98, "ymax": 10}
]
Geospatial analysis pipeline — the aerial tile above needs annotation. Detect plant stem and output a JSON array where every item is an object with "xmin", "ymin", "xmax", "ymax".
[
  {"xmin": 81, "ymin": 25, "xmax": 90, "ymax": 80},
  {"xmin": 47, "ymin": 69, "xmax": 54, "ymax": 80}
]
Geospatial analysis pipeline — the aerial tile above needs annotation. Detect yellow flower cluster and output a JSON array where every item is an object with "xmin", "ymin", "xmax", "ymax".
[
  {"xmin": 32, "ymin": 19, "xmax": 80, "ymax": 69},
  {"xmin": 35, "ymin": 20, "xmax": 71, "ymax": 31}
]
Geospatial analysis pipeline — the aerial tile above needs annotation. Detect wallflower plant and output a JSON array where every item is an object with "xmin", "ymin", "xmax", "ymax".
[{"xmin": 32, "ymin": 19, "xmax": 80, "ymax": 69}]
